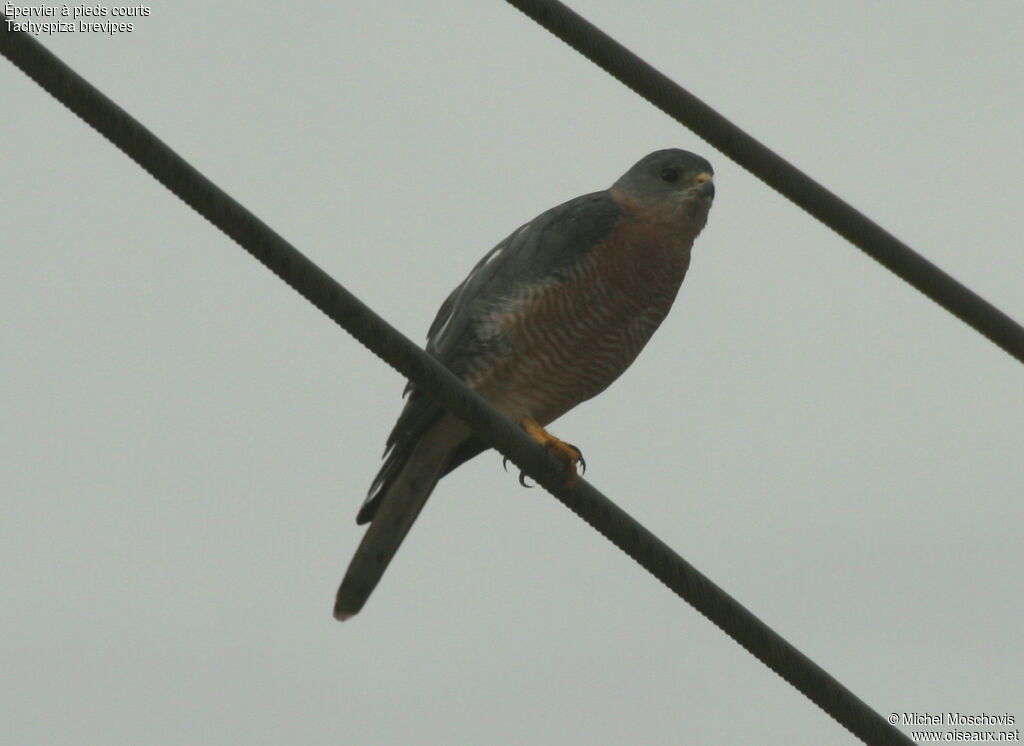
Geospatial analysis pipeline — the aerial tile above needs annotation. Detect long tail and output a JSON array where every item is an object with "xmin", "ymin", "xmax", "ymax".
[{"xmin": 334, "ymin": 423, "xmax": 459, "ymax": 621}]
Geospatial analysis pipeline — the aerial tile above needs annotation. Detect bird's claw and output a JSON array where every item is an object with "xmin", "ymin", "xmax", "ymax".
[
  {"xmin": 508, "ymin": 419, "xmax": 586, "ymax": 489},
  {"xmin": 546, "ymin": 440, "xmax": 583, "ymax": 488},
  {"xmin": 565, "ymin": 443, "xmax": 586, "ymax": 476},
  {"xmin": 504, "ymin": 454, "xmax": 534, "ymax": 487}
]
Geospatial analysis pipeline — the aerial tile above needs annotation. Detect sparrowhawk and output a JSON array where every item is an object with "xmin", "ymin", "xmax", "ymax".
[{"xmin": 335, "ymin": 149, "xmax": 715, "ymax": 620}]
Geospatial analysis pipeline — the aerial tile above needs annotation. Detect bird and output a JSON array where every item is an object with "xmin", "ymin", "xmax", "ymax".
[{"xmin": 335, "ymin": 149, "xmax": 715, "ymax": 620}]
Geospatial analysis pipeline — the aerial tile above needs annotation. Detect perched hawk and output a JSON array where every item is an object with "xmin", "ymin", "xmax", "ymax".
[{"xmin": 336, "ymin": 149, "xmax": 715, "ymax": 620}]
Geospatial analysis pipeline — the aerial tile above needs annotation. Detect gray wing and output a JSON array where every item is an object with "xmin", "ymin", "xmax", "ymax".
[{"xmin": 356, "ymin": 190, "xmax": 621, "ymax": 524}]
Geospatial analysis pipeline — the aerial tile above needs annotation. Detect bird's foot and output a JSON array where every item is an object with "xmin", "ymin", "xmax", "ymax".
[{"xmin": 521, "ymin": 418, "xmax": 585, "ymax": 487}]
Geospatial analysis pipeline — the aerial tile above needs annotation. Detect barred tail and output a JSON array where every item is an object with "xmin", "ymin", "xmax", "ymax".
[{"xmin": 334, "ymin": 426, "xmax": 457, "ymax": 621}]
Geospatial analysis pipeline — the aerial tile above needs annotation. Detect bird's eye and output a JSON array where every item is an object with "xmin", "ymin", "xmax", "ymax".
[{"xmin": 660, "ymin": 167, "xmax": 680, "ymax": 183}]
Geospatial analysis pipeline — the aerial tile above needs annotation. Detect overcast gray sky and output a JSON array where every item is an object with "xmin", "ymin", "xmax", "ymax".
[{"xmin": 3, "ymin": 2, "xmax": 1022, "ymax": 744}]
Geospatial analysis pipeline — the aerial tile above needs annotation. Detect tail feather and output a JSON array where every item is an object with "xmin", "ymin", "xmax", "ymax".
[{"xmin": 335, "ymin": 425, "xmax": 458, "ymax": 620}]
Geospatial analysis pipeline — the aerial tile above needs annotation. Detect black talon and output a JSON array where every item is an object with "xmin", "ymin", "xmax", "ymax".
[
  {"xmin": 566, "ymin": 443, "xmax": 586, "ymax": 475},
  {"xmin": 502, "ymin": 455, "xmax": 510, "ymax": 472},
  {"xmin": 518, "ymin": 470, "xmax": 534, "ymax": 488}
]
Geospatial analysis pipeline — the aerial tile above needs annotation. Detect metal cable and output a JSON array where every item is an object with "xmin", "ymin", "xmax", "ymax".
[
  {"xmin": 503, "ymin": 0, "xmax": 1024, "ymax": 366},
  {"xmin": 3, "ymin": 17, "xmax": 912, "ymax": 746}
]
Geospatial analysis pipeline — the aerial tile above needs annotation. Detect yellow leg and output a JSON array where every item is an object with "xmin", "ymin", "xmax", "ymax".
[{"xmin": 520, "ymin": 418, "xmax": 584, "ymax": 487}]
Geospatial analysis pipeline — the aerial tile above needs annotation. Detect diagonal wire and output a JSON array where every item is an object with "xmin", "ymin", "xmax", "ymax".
[
  {"xmin": 2, "ymin": 17, "xmax": 912, "ymax": 746},
  {"xmin": 503, "ymin": 0, "xmax": 1024, "ymax": 366}
]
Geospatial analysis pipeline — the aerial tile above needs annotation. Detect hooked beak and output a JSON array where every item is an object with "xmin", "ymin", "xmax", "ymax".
[{"xmin": 694, "ymin": 172, "xmax": 714, "ymax": 201}]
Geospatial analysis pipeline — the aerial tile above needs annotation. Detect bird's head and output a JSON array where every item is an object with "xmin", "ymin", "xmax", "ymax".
[{"xmin": 611, "ymin": 149, "xmax": 714, "ymax": 231}]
